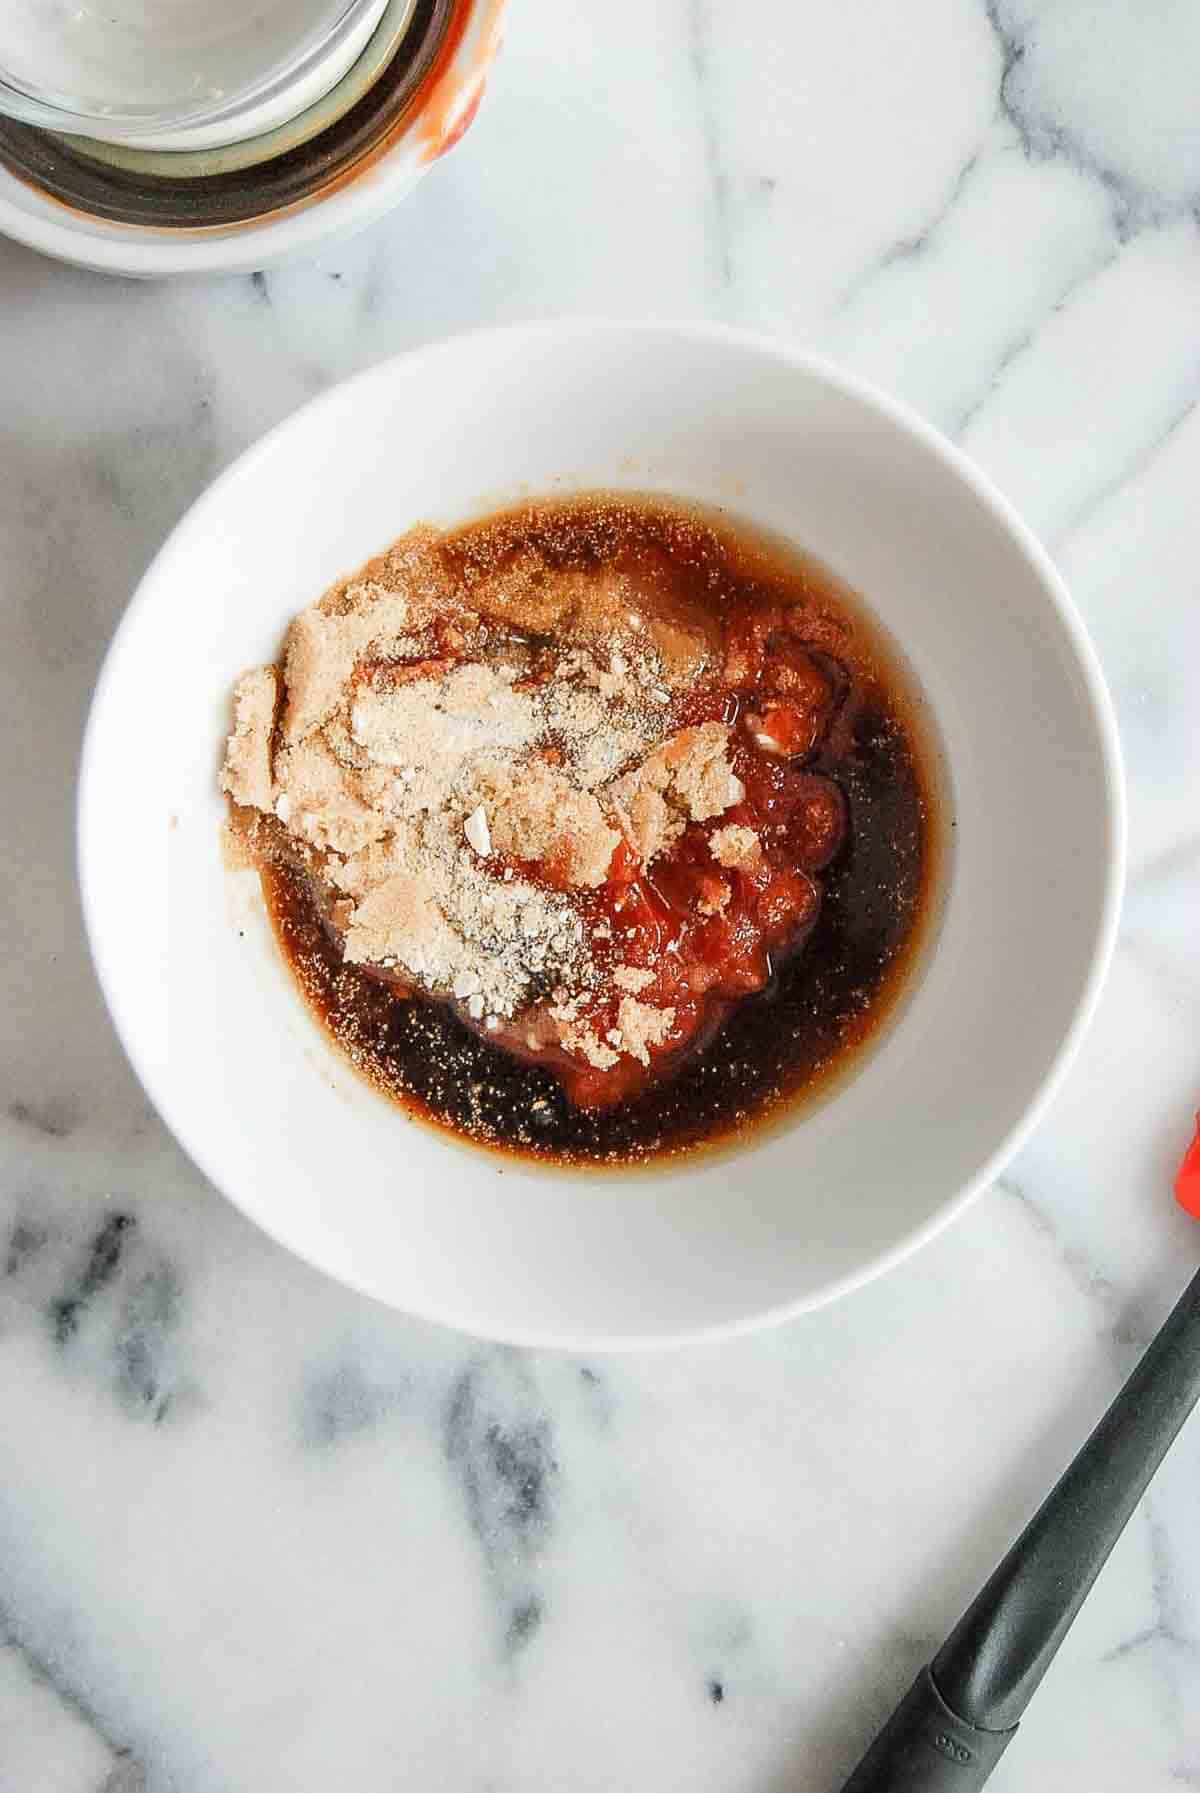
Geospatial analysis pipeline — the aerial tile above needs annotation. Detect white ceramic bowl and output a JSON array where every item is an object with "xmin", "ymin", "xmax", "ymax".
[{"xmin": 78, "ymin": 323, "xmax": 1124, "ymax": 1348}]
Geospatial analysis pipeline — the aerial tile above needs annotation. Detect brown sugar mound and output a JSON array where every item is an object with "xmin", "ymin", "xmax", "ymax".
[
  {"xmin": 459, "ymin": 547, "xmax": 717, "ymax": 689},
  {"xmin": 709, "ymin": 824, "xmax": 762, "ymax": 869},
  {"xmin": 609, "ymin": 723, "xmax": 744, "ymax": 865},
  {"xmin": 221, "ymin": 519, "xmax": 748, "ymax": 1075},
  {"xmin": 469, "ymin": 759, "xmax": 620, "ymax": 889},
  {"xmin": 221, "ymin": 669, "xmax": 277, "ymax": 811},
  {"xmin": 612, "ymin": 997, "xmax": 677, "ymax": 1066}
]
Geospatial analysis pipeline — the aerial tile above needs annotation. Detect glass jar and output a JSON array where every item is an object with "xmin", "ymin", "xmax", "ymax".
[{"xmin": 0, "ymin": 0, "xmax": 392, "ymax": 150}]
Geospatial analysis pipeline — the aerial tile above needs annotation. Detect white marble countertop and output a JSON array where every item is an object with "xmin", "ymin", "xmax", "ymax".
[{"xmin": 2, "ymin": 2, "xmax": 1200, "ymax": 1788}]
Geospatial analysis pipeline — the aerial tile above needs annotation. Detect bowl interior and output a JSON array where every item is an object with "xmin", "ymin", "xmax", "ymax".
[{"xmin": 79, "ymin": 325, "xmax": 1122, "ymax": 1347}]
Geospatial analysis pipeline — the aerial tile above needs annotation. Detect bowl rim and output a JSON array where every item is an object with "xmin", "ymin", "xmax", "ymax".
[{"xmin": 77, "ymin": 319, "xmax": 1126, "ymax": 1350}]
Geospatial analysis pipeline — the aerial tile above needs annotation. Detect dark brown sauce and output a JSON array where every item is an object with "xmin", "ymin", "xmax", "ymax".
[{"xmin": 261, "ymin": 496, "xmax": 943, "ymax": 1168}]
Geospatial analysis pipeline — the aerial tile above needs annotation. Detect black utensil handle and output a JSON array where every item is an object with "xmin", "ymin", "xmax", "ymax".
[
  {"xmin": 839, "ymin": 1261, "xmax": 1200, "ymax": 1792},
  {"xmin": 839, "ymin": 1666, "xmax": 1015, "ymax": 1792},
  {"xmin": 933, "ymin": 1258, "xmax": 1200, "ymax": 1730}
]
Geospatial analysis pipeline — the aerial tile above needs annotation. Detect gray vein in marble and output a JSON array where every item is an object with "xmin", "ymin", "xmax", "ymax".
[
  {"xmin": 91, "ymin": 393, "xmax": 218, "ymax": 539},
  {"xmin": 1103, "ymin": 1511, "xmax": 1199, "ymax": 1667},
  {"xmin": 50, "ymin": 1212, "xmax": 137, "ymax": 1347},
  {"xmin": 112, "ymin": 1261, "xmax": 182, "ymax": 1421},
  {"xmin": 1128, "ymin": 837, "xmax": 1200, "ymax": 902},
  {"xmin": 298, "ymin": 1357, "xmax": 403, "ymax": 1447},
  {"xmin": 8, "ymin": 1096, "xmax": 78, "ymax": 1140},
  {"xmin": 574, "ymin": 1362, "xmax": 616, "ymax": 1429},
  {"xmin": 687, "ymin": 0, "xmax": 732, "ymax": 290},
  {"xmin": 444, "ymin": 1351, "xmax": 558, "ymax": 1656},
  {"xmin": 1123, "ymin": 936, "xmax": 1200, "ymax": 1015},
  {"xmin": 5, "ymin": 1218, "xmax": 48, "ymax": 1278},
  {"xmin": 100, "ymin": 1762, "xmax": 148, "ymax": 1793},
  {"xmin": 1099, "ymin": 1505, "xmax": 1200, "ymax": 1788},
  {"xmin": 835, "ymin": 2, "xmax": 1199, "ymax": 462},
  {"xmin": 0, "ymin": 1606, "xmax": 143, "ymax": 1789},
  {"xmin": 997, "ymin": 1176, "xmax": 1156, "ymax": 1359},
  {"xmin": 984, "ymin": 1, "xmax": 1170, "ymax": 234},
  {"xmin": 692, "ymin": 1595, "xmax": 754, "ymax": 1708},
  {"xmin": 1052, "ymin": 383, "xmax": 1200, "ymax": 547},
  {"xmin": 832, "ymin": 128, "xmax": 1122, "ymax": 437},
  {"xmin": 836, "ymin": 147, "xmax": 986, "ymax": 314},
  {"xmin": 1124, "ymin": 843, "xmax": 1200, "ymax": 993},
  {"xmin": 4, "ymin": 1207, "xmax": 192, "ymax": 1424},
  {"xmin": 954, "ymin": 240, "xmax": 1121, "ymax": 436}
]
